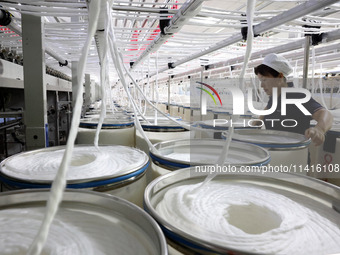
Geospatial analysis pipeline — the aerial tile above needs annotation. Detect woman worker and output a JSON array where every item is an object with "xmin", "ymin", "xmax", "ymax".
[{"xmin": 254, "ymin": 53, "xmax": 333, "ymax": 146}]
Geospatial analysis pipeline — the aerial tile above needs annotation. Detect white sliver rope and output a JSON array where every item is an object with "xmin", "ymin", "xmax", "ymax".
[
  {"xmin": 155, "ymin": 51, "xmax": 159, "ymax": 125},
  {"xmin": 106, "ymin": 4, "xmax": 157, "ymax": 152},
  {"xmin": 190, "ymin": 0, "xmax": 257, "ymax": 194},
  {"xmin": 94, "ymin": 5, "xmax": 110, "ymax": 148},
  {"xmin": 219, "ymin": 0, "xmax": 256, "ymax": 166},
  {"xmin": 119, "ymin": 53, "xmax": 192, "ymax": 130},
  {"xmin": 318, "ymin": 63, "xmax": 329, "ymax": 111},
  {"xmin": 26, "ymin": 1, "xmax": 101, "ymax": 254}
]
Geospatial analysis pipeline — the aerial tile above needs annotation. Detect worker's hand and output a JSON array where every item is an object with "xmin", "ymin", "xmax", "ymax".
[{"xmin": 305, "ymin": 127, "xmax": 325, "ymax": 146}]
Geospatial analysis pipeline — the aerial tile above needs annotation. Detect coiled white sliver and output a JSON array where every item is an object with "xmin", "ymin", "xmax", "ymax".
[
  {"xmin": 155, "ymin": 181, "xmax": 340, "ymax": 255},
  {"xmin": 1, "ymin": 146, "xmax": 147, "ymax": 181},
  {"xmin": 0, "ymin": 206, "xmax": 156, "ymax": 255}
]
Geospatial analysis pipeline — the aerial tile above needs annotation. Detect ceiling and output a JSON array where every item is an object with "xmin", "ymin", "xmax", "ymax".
[{"xmin": 1, "ymin": 0, "xmax": 340, "ymax": 83}]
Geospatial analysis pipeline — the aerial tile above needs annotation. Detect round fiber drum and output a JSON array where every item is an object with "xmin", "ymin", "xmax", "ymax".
[
  {"xmin": 310, "ymin": 109, "xmax": 340, "ymax": 186},
  {"xmin": 144, "ymin": 168, "xmax": 340, "ymax": 255},
  {"xmin": 149, "ymin": 139, "xmax": 270, "ymax": 180},
  {"xmin": 201, "ymin": 108, "xmax": 214, "ymax": 121},
  {"xmin": 183, "ymin": 106, "xmax": 191, "ymax": 121},
  {"xmin": 0, "ymin": 189, "xmax": 167, "ymax": 255},
  {"xmin": 177, "ymin": 105, "xmax": 185, "ymax": 119},
  {"xmin": 136, "ymin": 119, "xmax": 190, "ymax": 184},
  {"xmin": 136, "ymin": 119, "xmax": 190, "ymax": 155},
  {"xmin": 194, "ymin": 119, "xmax": 258, "ymax": 139},
  {"xmin": 229, "ymin": 129, "xmax": 311, "ymax": 173},
  {"xmin": 212, "ymin": 109, "xmax": 231, "ymax": 120},
  {"xmin": 191, "ymin": 107, "xmax": 201, "ymax": 122},
  {"xmin": 169, "ymin": 103, "xmax": 179, "ymax": 117},
  {"xmin": 84, "ymin": 111, "xmax": 132, "ymax": 119},
  {"xmin": 156, "ymin": 102, "xmax": 167, "ymax": 113},
  {"xmin": 76, "ymin": 118, "xmax": 135, "ymax": 147},
  {"xmin": 0, "ymin": 145, "xmax": 149, "ymax": 207},
  {"xmin": 313, "ymin": 126, "xmax": 340, "ymax": 186}
]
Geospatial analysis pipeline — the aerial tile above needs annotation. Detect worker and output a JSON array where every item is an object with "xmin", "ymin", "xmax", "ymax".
[{"xmin": 254, "ymin": 53, "xmax": 333, "ymax": 146}]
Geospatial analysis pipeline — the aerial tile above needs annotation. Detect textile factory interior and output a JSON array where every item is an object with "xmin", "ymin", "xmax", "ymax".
[{"xmin": 0, "ymin": 0, "xmax": 340, "ymax": 254}]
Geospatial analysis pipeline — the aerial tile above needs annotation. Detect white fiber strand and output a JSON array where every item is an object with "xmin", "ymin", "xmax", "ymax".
[
  {"xmin": 94, "ymin": 4, "xmax": 110, "ymax": 148},
  {"xmin": 155, "ymin": 51, "xmax": 160, "ymax": 125},
  {"xmin": 106, "ymin": 7, "xmax": 157, "ymax": 152},
  {"xmin": 318, "ymin": 63, "xmax": 329, "ymax": 111},
  {"xmin": 218, "ymin": 0, "xmax": 256, "ymax": 169},
  {"xmin": 26, "ymin": 1, "xmax": 100, "ymax": 255}
]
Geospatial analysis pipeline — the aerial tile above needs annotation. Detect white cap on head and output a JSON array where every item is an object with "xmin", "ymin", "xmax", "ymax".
[{"xmin": 262, "ymin": 53, "xmax": 293, "ymax": 77}]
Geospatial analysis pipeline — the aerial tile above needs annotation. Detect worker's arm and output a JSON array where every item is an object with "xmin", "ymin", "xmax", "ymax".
[{"xmin": 305, "ymin": 108, "xmax": 333, "ymax": 146}]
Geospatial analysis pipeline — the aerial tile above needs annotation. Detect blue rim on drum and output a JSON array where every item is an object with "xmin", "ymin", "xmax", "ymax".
[
  {"xmin": 0, "ymin": 145, "xmax": 149, "ymax": 193},
  {"xmin": 212, "ymin": 110, "xmax": 231, "ymax": 115},
  {"xmin": 149, "ymin": 139, "xmax": 271, "ymax": 170},
  {"xmin": 79, "ymin": 118, "xmax": 134, "ymax": 129},
  {"xmin": 196, "ymin": 120, "xmax": 259, "ymax": 131},
  {"xmin": 225, "ymin": 129, "xmax": 311, "ymax": 149},
  {"xmin": 144, "ymin": 167, "xmax": 340, "ymax": 255},
  {"xmin": 141, "ymin": 119, "xmax": 187, "ymax": 132},
  {"xmin": 0, "ymin": 165, "xmax": 149, "ymax": 189},
  {"xmin": 0, "ymin": 189, "xmax": 168, "ymax": 255}
]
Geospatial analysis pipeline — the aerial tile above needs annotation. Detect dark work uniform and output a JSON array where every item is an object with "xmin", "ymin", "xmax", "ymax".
[{"xmin": 264, "ymin": 84, "xmax": 323, "ymax": 135}]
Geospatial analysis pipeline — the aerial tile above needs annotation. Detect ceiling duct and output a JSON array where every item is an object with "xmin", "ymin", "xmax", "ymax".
[
  {"xmin": 130, "ymin": 0, "xmax": 205, "ymax": 70},
  {"xmin": 149, "ymin": 0, "xmax": 340, "ymax": 77},
  {"xmin": 0, "ymin": 9, "xmax": 69, "ymax": 67}
]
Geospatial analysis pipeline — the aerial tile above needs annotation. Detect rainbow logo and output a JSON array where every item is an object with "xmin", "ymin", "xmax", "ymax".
[{"xmin": 196, "ymin": 81, "xmax": 223, "ymax": 106}]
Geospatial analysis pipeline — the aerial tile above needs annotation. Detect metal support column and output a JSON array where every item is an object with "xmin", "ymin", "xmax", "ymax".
[
  {"xmin": 90, "ymin": 79, "xmax": 96, "ymax": 103},
  {"xmin": 22, "ymin": 14, "xmax": 47, "ymax": 151},
  {"xmin": 303, "ymin": 36, "xmax": 311, "ymax": 89},
  {"xmin": 66, "ymin": 91, "xmax": 71, "ymax": 141},
  {"xmin": 71, "ymin": 61, "xmax": 79, "ymax": 109},
  {"xmin": 200, "ymin": 68, "xmax": 205, "ymax": 120},
  {"xmin": 168, "ymin": 76, "xmax": 171, "ymax": 112},
  {"xmin": 55, "ymin": 92, "xmax": 60, "ymax": 146},
  {"xmin": 85, "ymin": 74, "xmax": 91, "ymax": 109},
  {"xmin": 95, "ymin": 82, "xmax": 100, "ymax": 101}
]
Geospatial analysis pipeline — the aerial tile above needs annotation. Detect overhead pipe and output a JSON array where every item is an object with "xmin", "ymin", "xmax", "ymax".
[
  {"xmin": 0, "ymin": 10, "xmax": 69, "ymax": 67},
  {"xmin": 223, "ymin": 52, "xmax": 340, "ymax": 75},
  {"xmin": 161, "ymin": 50, "xmax": 340, "ymax": 81},
  {"xmin": 210, "ymin": 28, "xmax": 340, "ymax": 70},
  {"xmin": 150, "ymin": 27, "xmax": 340, "ymax": 80},
  {"xmin": 150, "ymin": 42, "xmax": 340, "ymax": 84},
  {"xmin": 149, "ymin": 0, "xmax": 340, "ymax": 77},
  {"xmin": 130, "ymin": 0, "xmax": 205, "ymax": 70},
  {"xmin": 303, "ymin": 36, "xmax": 312, "ymax": 88},
  {"xmin": 289, "ymin": 52, "xmax": 340, "ymax": 69},
  {"xmin": 0, "ymin": 120, "xmax": 22, "ymax": 131},
  {"xmin": 112, "ymin": 5, "xmax": 178, "ymax": 14}
]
